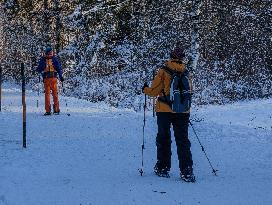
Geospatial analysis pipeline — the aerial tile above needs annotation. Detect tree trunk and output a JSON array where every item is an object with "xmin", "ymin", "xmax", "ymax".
[
  {"xmin": 43, "ymin": 0, "xmax": 50, "ymax": 46},
  {"xmin": 54, "ymin": 0, "xmax": 61, "ymax": 53},
  {"xmin": 189, "ymin": 0, "xmax": 202, "ymax": 71}
]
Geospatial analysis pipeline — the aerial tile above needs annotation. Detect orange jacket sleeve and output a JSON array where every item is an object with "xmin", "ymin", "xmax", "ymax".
[{"xmin": 143, "ymin": 69, "xmax": 164, "ymax": 97}]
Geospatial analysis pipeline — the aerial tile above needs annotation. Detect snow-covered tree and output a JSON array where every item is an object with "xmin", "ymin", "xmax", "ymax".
[{"xmin": 1, "ymin": 0, "xmax": 271, "ymax": 109}]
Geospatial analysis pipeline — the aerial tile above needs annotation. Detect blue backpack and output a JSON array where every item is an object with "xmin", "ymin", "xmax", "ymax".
[{"xmin": 160, "ymin": 66, "xmax": 192, "ymax": 113}]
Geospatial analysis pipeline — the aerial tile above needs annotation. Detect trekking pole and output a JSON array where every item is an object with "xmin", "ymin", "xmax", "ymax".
[
  {"xmin": 62, "ymin": 82, "xmax": 70, "ymax": 116},
  {"xmin": 139, "ymin": 94, "xmax": 147, "ymax": 176},
  {"xmin": 189, "ymin": 121, "xmax": 218, "ymax": 176}
]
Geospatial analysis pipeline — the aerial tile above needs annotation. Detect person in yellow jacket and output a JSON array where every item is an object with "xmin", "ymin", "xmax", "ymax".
[
  {"xmin": 143, "ymin": 46, "xmax": 195, "ymax": 182},
  {"xmin": 37, "ymin": 47, "xmax": 64, "ymax": 115}
]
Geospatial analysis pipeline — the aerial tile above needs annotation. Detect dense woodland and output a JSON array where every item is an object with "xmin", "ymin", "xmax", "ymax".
[{"xmin": 0, "ymin": 0, "xmax": 271, "ymax": 109}]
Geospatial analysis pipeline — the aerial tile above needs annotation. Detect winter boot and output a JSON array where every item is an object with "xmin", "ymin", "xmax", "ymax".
[
  {"xmin": 180, "ymin": 167, "xmax": 196, "ymax": 183},
  {"xmin": 53, "ymin": 104, "xmax": 60, "ymax": 115},
  {"xmin": 53, "ymin": 110, "xmax": 60, "ymax": 115},
  {"xmin": 154, "ymin": 163, "xmax": 170, "ymax": 178},
  {"xmin": 44, "ymin": 112, "xmax": 51, "ymax": 116}
]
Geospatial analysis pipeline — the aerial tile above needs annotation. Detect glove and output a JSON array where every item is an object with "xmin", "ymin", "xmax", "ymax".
[
  {"xmin": 142, "ymin": 82, "xmax": 148, "ymax": 93},
  {"xmin": 59, "ymin": 76, "xmax": 64, "ymax": 82}
]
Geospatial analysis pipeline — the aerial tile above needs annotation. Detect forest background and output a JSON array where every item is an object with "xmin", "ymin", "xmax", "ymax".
[{"xmin": 1, "ymin": 0, "xmax": 271, "ymax": 110}]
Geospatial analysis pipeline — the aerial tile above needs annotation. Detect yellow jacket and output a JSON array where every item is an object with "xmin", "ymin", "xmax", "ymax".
[{"xmin": 144, "ymin": 59, "xmax": 192, "ymax": 113}]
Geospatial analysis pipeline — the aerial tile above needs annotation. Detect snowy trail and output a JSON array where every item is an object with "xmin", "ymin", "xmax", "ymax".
[{"xmin": 0, "ymin": 86, "xmax": 272, "ymax": 205}]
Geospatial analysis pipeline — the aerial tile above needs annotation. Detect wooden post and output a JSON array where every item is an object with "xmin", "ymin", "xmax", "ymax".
[
  {"xmin": 0, "ymin": 64, "xmax": 2, "ymax": 112},
  {"xmin": 152, "ymin": 69, "xmax": 155, "ymax": 118},
  {"xmin": 21, "ymin": 63, "xmax": 27, "ymax": 148}
]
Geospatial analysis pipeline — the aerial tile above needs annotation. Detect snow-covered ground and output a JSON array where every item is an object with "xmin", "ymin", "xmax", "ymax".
[{"xmin": 0, "ymin": 85, "xmax": 272, "ymax": 205}]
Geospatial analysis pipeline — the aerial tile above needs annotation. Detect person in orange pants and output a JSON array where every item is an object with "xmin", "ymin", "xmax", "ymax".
[{"xmin": 37, "ymin": 46, "xmax": 64, "ymax": 115}]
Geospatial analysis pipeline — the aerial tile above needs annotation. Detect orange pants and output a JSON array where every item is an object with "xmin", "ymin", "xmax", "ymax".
[{"xmin": 44, "ymin": 78, "xmax": 59, "ymax": 113}]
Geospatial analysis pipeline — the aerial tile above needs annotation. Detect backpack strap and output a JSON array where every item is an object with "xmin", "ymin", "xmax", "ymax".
[
  {"xmin": 158, "ymin": 66, "xmax": 175, "ymax": 107},
  {"xmin": 158, "ymin": 94, "xmax": 172, "ymax": 107},
  {"xmin": 162, "ymin": 66, "xmax": 174, "ymax": 76},
  {"xmin": 160, "ymin": 89, "xmax": 172, "ymax": 106}
]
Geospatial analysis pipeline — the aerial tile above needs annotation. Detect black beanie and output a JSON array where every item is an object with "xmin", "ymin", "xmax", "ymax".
[{"xmin": 170, "ymin": 47, "xmax": 185, "ymax": 60}]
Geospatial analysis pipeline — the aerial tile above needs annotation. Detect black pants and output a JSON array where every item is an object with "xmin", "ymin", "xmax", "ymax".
[{"xmin": 156, "ymin": 112, "xmax": 193, "ymax": 171}]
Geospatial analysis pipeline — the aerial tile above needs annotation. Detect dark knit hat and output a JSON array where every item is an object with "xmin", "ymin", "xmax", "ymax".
[
  {"xmin": 170, "ymin": 47, "xmax": 185, "ymax": 60},
  {"xmin": 45, "ymin": 47, "xmax": 52, "ymax": 55}
]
